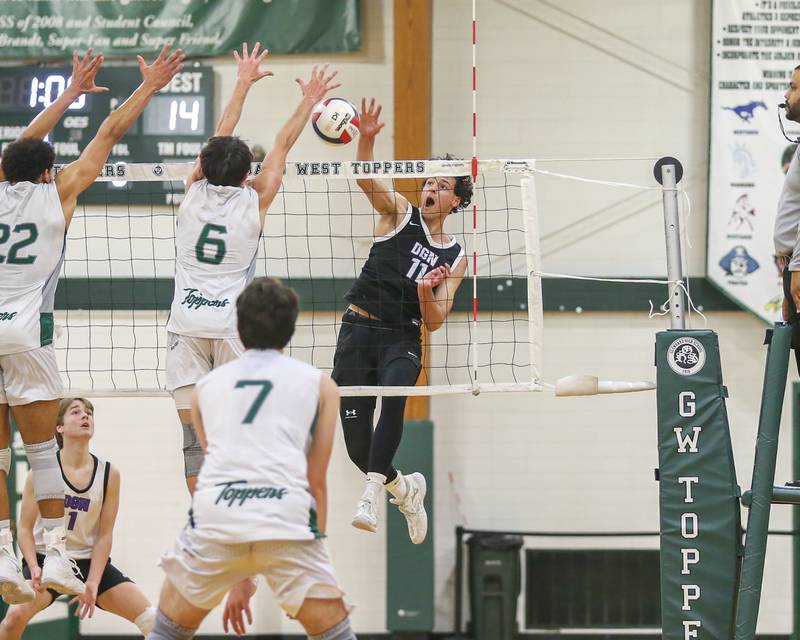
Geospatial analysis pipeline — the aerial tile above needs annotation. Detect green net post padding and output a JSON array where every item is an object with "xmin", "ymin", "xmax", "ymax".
[{"xmin": 656, "ymin": 329, "xmax": 741, "ymax": 640}]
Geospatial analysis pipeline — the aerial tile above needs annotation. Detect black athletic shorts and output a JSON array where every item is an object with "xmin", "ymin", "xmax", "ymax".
[
  {"xmin": 22, "ymin": 554, "xmax": 133, "ymax": 605},
  {"xmin": 331, "ymin": 309, "xmax": 422, "ymax": 387}
]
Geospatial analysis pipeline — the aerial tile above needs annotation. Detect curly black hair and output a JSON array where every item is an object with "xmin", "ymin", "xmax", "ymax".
[
  {"xmin": 1, "ymin": 138, "xmax": 55, "ymax": 184},
  {"xmin": 200, "ymin": 136, "xmax": 254, "ymax": 187},
  {"xmin": 433, "ymin": 153, "xmax": 473, "ymax": 213}
]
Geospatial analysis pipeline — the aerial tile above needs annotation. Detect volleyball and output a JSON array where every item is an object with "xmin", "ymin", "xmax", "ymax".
[{"xmin": 310, "ymin": 97, "xmax": 360, "ymax": 145}]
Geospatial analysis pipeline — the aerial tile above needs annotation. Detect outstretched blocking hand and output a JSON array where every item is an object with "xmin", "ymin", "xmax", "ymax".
[
  {"xmin": 70, "ymin": 48, "xmax": 108, "ymax": 95},
  {"xmin": 136, "ymin": 44, "xmax": 186, "ymax": 93},
  {"xmin": 360, "ymin": 97, "xmax": 386, "ymax": 139},
  {"xmin": 296, "ymin": 64, "xmax": 341, "ymax": 104},
  {"xmin": 234, "ymin": 42, "xmax": 273, "ymax": 86}
]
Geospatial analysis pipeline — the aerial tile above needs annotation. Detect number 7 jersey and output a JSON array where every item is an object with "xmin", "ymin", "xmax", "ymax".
[
  {"xmin": 0, "ymin": 181, "xmax": 65, "ymax": 355},
  {"xmin": 191, "ymin": 349, "xmax": 323, "ymax": 543},
  {"xmin": 167, "ymin": 179, "xmax": 261, "ymax": 339}
]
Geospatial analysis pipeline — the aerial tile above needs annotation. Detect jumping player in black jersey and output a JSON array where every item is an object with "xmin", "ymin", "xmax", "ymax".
[{"xmin": 332, "ymin": 98, "xmax": 472, "ymax": 544}]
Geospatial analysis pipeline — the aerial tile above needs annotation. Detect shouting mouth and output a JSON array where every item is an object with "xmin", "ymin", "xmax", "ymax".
[{"xmin": 425, "ymin": 196, "xmax": 435, "ymax": 207}]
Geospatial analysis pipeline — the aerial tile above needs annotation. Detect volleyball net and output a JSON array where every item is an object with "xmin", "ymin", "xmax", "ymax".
[{"xmin": 55, "ymin": 157, "xmax": 685, "ymax": 397}]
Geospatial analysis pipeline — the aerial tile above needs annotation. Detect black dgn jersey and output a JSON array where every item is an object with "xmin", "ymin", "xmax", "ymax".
[{"xmin": 345, "ymin": 204, "xmax": 464, "ymax": 325}]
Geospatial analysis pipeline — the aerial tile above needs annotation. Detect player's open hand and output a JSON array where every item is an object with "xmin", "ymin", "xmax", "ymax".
[
  {"xmin": 296, "ymin": 64, "xmax": 341, "ymax": 104},
  {"xmin": 360, "ymin": 98, "xmax": 386, "ymax": 139},
  {"xmin": 69, "ymin": 49, "xmax": 108, "ymax": 95},
  {"xmin": 234, "ymin": 42, "xmax": 273, "ymax": 86},
  {"xmin": 69, "ymin": 580, "xmax": 98, "ymax": 620},
  {"xmin": 137, "ymin": 43, "xmax": 186, "ymax": 93},
  {"xmin": 222, "ymin": 577, "xmax": 257, "ymax": 636},
  {"xmin": 418, "ymin": 264, "xmax": 452, "ymax": 292}
]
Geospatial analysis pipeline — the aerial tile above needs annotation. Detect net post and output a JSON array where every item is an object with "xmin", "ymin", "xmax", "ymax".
[
  {"xmin": 655, "ymin": 157, "xmax": 685, "ymax": 330},
  {"xmin": 521, "ymin": 174, "xmax": 543, "ymax": 386}
]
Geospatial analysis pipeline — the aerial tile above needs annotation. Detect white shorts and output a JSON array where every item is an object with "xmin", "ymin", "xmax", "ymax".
[
  {"xmin": 160, "ymin": 527, "xmax": 345, "ymax": 615},
  {"xmin": 0, "ymin": 345, "xmax": 62, "ymax": 406},
  {"xmin": 165, "ymin": 332, "xmax": 244, "ymax": 393}
]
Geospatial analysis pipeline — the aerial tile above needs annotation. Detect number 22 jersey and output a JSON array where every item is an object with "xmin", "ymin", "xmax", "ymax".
[
  {"xmin": 0, "ymin": 181, "xmax": 65, "ymax": 355},
  {"xmin": 167, "ymin": 179, "xmax": 261, "ymax": 339}
]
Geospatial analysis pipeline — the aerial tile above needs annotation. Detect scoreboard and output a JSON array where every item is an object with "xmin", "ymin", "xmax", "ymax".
[{"xmin": 0, "ymin": 63, "xmax": 214, "ymax": 203}]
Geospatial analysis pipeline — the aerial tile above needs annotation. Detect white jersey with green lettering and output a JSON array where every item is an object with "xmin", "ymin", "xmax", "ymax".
[
  {"xmin": 191, "ymin": 349, "xmax": 323, "ymax": 543},
  {"xmin": 167, "ymin": 179, "xmax": 261, "ymax": 339},
  {"xmin": 0, "ymin": 181, "xmax": 65, "ymax": 355}
]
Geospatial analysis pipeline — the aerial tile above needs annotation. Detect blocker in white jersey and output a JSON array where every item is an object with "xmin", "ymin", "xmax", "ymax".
[
  {"xmin": 0, "ymin": 182, "xmax": 65, "ymax": 357},
  {"xmin": 154, "ymin": 276, "xmax": 353, "ymax": 638},
  {"xmin": 0, "ymin": 45, "xmax": 186, "ymax": 608},
  {"xmin": 164, "ymin": 51, "xmax": 342, "ymax": 501}
]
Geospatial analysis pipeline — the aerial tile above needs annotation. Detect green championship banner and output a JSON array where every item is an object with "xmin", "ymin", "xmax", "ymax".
[
  {"xmin": 656, "ymin": 330, "xmax": 742, "ymax": 640},
  {"xmin": 0, "ymin": 0, "xmax": 361, "ymax": 58}
]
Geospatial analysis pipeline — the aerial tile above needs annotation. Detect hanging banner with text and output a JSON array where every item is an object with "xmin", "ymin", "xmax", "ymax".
[
  {"xmin": 0, "ymin": 0, "xmax": 361, "ymax": 59},
  {"xmin": 708, "ymin": 0, "xmax": 799, "ymax": 322}
]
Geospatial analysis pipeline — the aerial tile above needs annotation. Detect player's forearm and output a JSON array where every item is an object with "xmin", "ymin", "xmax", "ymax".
[
  {"xmin": 20, "ymin": 86, "xmax": 83, "ymax": 140},
  {"xmin": 418, "ymin": 291, "xmax": 447, "ymax": 332},
  {"xmin": 273, "ymin": 95, "xmax": 317, "ymax": 155},
  {"xmin": 97, "ymin": 83, "xmax": 157, "ymax": 142},
  {"xmin": 17, "ymin": 526, "xmax": 37, "ymax": 569},
  {"xmin": 356, "ymin": 134, "xmax": 378, "ymax": 191},
  {"xmin": 86, "ymin": 534, "xmax": 112, "ymax": 586},
  {"xmin": 215, "ymin": 80, "xmax": 251, "ymax": 137}
]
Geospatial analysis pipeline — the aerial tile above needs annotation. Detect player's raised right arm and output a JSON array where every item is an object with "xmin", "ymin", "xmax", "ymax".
[
  {"xmin": 55, "ymin": 44, "xmax": 185, "ymax": 224},
  {"xmin": 306, "ymin": 374, "xmax": 340, "ymax": 535},
  {"xmin": 356, "ymin": 97, "xmax": 408, "ymax": 217}
]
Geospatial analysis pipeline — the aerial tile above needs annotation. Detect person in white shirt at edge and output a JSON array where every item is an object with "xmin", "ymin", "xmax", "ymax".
[
  {"xmin": 146, "ymin": 277, "xmax": 355, "ymax": 640},
  {"xmin": 165, "ymin": 42, "xmax": 340, "ymax": 496},
  {"xmin": 0, "ymin": 398, "xmax": 156, "ymax": 638},
  {"xmin": 0, "ymin": 45, "xmax": 185, "ymax": 603}
]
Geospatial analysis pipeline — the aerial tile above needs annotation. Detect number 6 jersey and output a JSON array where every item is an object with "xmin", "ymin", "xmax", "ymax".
[
  {"xmin": 0, "ymin": 181, "xmax": 66, "ymax": 355},
  {"xmin": 167, "ymin": 179, "xmax": 261, "ymax": 339},
  {"xmin": 191, "ymin": 349, "xmax": 323, "ymax": 543}
]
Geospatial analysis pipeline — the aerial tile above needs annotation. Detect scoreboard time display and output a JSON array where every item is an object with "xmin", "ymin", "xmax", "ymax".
[{"xmin": 0, "ymin": 64, "xmax": 214, "ymax": 203}]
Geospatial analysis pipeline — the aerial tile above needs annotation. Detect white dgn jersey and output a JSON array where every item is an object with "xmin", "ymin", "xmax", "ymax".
[
  {"xmin": 167, "ymin": 180, "xmax": 261, "ymax": 338},
  {"xmin": 0, "ymin": 182, "xmax": 65, "ymax": 355},
  {"xmin": 192, "ymin": 350, "xmax": 322, "ymax": 543},
  {"xmin": 34, "ymin": 454, "xmax": 110, "ymax": 560}
]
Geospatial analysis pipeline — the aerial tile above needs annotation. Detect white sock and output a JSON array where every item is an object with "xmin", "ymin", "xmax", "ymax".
[
  {"xmin": 41, "ymin": 520, "xmax": 66, "ymax": 555},
  {"xmin": 0, "ymin": 524, "xmax": 13, "ymax": 551},
  {"xmin": 385, "ymin": 472, "xmax": 408, "ymax": 500},
  {"xmin": 364, "ymin": 473, "xmax": 386, "ymax": 501}
]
